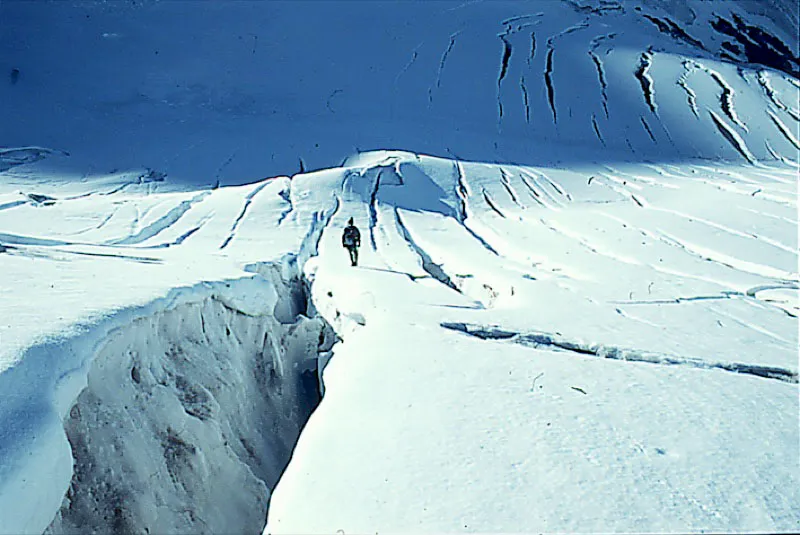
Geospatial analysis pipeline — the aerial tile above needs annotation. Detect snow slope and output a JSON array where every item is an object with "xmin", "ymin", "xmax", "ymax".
[
  {"xmin": 1, "ymin": 0, "xmax": 798, "ymax": 184},
  {"xmin": 0, "ymin": 149, "xmax": 796, "ymax": 533},
  {"xmin": 0, "ymin": 0, "xmax": 798, "ymax": 533},
  {"xmin": 268, "ymin": 151, "xmax": 799, "ymax": 533},
  {"xmin": 0, "ymin": 170, "xmax": 340, "ymax": 533}
]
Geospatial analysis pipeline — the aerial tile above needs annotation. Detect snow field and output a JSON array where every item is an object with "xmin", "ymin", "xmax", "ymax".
[
  {"xmin": 0, "ymin": 148, "xmax": 796, "ymax": 533},
  {"xmin": 0, "ymin": 0, "xmax": 797, "ymax": 531},
  {"xmin": 267, "ymin": 152, "xmax": 799, "ymax": 533}
]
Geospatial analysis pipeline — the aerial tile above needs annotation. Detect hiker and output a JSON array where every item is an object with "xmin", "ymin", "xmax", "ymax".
[{"xmin": 341, "ymin": 217, "xmax": 361, "ymax": 266}]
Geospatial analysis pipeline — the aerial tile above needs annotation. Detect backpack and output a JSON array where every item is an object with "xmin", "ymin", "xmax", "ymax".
[{"xmin": 342, "ymin": 226, "xmax": 359, "ymax": 247}]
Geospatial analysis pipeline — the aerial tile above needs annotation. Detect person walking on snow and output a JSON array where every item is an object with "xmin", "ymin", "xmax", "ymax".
[{"xmin": 342, "ymin": 217, "xmax": 361, "ymax": 266}]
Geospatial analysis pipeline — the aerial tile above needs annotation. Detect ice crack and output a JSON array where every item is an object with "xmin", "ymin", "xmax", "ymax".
[
  {"xmin": 635, "ymin": 50, "xmax": 657, "ymax": 114},
  {"xmin": 442, "ymin": 322, "xmax": 798, "ymax": 384},
  {"xmin": 544, "ymin": 47, "xmax": 557, "ymax": 124}
]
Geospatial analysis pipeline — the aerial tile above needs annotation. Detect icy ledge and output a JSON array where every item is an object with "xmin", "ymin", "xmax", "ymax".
[{"xmin": 2, "ymin": 255, "xmax": 335, "ymax": 535}]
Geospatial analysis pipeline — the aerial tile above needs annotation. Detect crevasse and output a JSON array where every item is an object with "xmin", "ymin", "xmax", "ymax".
[{"xmin": 44, "ymin": 258, "xmax": 336, "ymax": 535}]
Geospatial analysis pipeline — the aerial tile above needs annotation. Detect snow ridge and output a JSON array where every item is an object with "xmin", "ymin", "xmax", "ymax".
[
  {"xmin": 453, "ymin": 162, "xmax": 500, "ymax": 255},
  {"xmin": 0, "ymin": 147, "xmax": 63, "ymax": 172},
  {"xmin": 708, "ymin": 110, "xmax": 757, "ymax": 163},
  {"xmin": 220, "ymin": 182, "xmax": 270, "ymax": 250},
  {"xmin": 756, "ymin": 70, "xmax": 796, "ymax": 117},
  {"xmin": 767, "ymin": 110, "xmax": 800, "ymax": 150},
  {"xmin": 705, "ymin": 66, "xmax": 748, "ymax": 131},
  {"xmin": 111, "ymin": 192, "xmax": 211, "ymax": 246},
  {"xmin": 395, "ymin": 210, "xmax": 460, "ymax": 292},
  {"xmin": 482, "ymin": 188, "xmax": 507, "ymax": 218},
  {"xmin": 677, "ymin": 60, "xmax": 700, "ymax": 118}
]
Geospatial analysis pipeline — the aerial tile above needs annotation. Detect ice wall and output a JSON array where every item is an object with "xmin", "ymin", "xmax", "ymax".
[{"xmin": 25, "ymin": 262, "xmax": 335, "ymax": 534}]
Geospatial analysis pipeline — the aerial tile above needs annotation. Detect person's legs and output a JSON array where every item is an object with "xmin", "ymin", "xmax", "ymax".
[
  {"xmin": 353, "ymin": 247, "xmax": 359, "ymax": 266},
  {"xmin": 348, "ymin": 246, "xmax": 357, "ymax": 266}
]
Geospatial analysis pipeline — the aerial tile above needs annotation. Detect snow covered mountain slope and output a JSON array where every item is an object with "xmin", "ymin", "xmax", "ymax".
[
  {"xmin": 0, "ymin": 0, "xmax": 797, "ymax": 533},
  {"xmin": 1, "ymin": 0, "xmax": 798, "ymax": 185}
]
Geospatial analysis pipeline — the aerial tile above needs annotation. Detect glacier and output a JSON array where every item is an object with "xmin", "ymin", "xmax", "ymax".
[{"xmin": 0, "ymin": 0, "xmax": 797, "ymax": 533}]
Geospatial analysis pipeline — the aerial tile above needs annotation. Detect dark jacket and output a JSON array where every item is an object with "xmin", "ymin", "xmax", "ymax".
[{"xmin": 342, "ymin": 225, "xmax": 361, "ymax": 248}]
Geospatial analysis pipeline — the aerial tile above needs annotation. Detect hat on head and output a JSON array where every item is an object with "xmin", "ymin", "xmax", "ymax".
[{"xmin": 348, "ymin": 217, "xmax": 354, "ymax": 225}]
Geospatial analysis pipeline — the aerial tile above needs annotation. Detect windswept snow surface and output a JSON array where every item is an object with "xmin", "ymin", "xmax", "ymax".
[{"xmin": 0, "ymin": 0, "xmax": 798, "ymax": 533}]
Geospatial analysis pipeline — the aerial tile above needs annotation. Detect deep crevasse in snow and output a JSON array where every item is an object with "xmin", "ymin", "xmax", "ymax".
[
  {"xmin": 44, "ymin": 261, "xmax": 335, "ymax": 534},
  {"xmin": 0, "ymin": 161, "xmax": 347, "ymax": 533}
]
